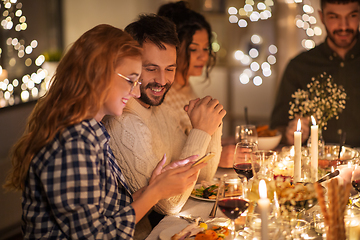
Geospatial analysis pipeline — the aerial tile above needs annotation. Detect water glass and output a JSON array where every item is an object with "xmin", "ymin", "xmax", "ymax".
[
  {"xmin": 235, "ymin": 125, "xmax": 258, "ymax": 144},
  {"xmin": 250, "ymin": 150, "xmax": 276, "ymax": 180}
]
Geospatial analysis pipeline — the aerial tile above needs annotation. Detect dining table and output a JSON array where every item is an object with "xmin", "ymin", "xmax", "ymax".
[
  {"xmin": 145, "ymin": 167, "xmax": 233, "ymax": 240},
  {"xmin": 145, "ymin": 166, "xmax": 327, "ymax": 240}
]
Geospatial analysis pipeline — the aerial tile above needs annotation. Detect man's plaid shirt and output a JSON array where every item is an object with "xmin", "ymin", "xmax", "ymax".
[{"xmin": 22, "ymin": 119, "xmax": 136, "ymax": 239}]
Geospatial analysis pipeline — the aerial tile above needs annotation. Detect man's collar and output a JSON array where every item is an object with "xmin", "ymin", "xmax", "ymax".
[{"xmin": 124, "ymin": 98, "xmax": 152, "ymax": 119}]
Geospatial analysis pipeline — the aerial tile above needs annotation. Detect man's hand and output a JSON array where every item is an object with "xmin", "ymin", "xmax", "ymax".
[
  {"xmin": 184, "ymin": 96, "xmax": 226, "ymax": 136},
  {"xmin": 285, "ymin": 117, "xmax": 310, "ymax": 145},
  {"xmin": 218, "ymin": 144, "xmax": 235, "ymax": 168}
]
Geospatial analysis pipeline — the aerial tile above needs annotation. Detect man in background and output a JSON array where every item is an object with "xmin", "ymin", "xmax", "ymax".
[
  {"xmin": 103, "ymin": 15, "xmax": 225, "ymax": 239},
  {"xmin": 271, "ymin": 0, "xmax": 360, "ymax": 147}
]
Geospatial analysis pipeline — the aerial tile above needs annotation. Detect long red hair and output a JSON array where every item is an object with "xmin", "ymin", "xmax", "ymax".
[{"xmin": 4, "ymin": 24, "xmax": 142, "ymax": 191}]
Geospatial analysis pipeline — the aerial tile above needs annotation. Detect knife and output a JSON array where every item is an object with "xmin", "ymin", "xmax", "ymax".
[{"xmin": 316, "ymin": 169, "xmax": 340, "ymax": 184}]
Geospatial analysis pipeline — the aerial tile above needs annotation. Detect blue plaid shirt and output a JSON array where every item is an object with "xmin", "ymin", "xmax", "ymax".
[{"xmin": 22, "ymin": 119, "xmax": 135, "ymax": 239}]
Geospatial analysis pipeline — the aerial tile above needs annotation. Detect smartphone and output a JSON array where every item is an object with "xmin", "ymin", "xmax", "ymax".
[{"xmin": 191, "ymin": 152, "xmax": 215, "ymax": 167}]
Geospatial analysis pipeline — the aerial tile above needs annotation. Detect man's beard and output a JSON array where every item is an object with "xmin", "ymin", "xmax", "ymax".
[
  {"xmin": 138, "ymin": 82, "xmax": 172, "ymax": 106},
  {"xmin": 326, "ymin": 27, "xmax": 359, "ymax": 49}
]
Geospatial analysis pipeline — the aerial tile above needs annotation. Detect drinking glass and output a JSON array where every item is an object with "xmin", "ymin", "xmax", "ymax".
[
  {"xmin": 250, "ymin": 150, "xmax": 276, "ymax": 180},
  {"xmin": 235, "ymin": 125, "xmax": 258, "ymax": 144},
  {"xmin": 233, "ymin": 142, "xmax": 258, "ymax": 180},
  {"xmin": 351, "ymin": 163, "xmax": 360, "ymax": 207},
  {"xmin": 216, "ymin": 174, "xmax": 249, "ymax": 239}
]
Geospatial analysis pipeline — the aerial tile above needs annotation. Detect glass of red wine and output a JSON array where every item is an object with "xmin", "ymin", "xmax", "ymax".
[
  {"xmin": 217, "ymin": 174, "xmax": 249, "ymax": 239},
  {"xmin": 233, "ymin": 142, "xmax": 258, "ymax": 180},
  {"xmin": 351, "ymin": 163, "xmax": 360, "ymax": 207}
]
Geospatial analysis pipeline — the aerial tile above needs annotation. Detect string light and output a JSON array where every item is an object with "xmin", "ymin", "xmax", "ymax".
[{"xmin": 0, "ymin": 0, "xmax": 49, "ymax": 108}]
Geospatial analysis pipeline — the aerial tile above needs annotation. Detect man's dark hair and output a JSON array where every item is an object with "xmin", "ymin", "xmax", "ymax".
[
  {"xmin": 321, "ymin": 0, "xmax": 360, "ymax": 10},
  {"xmin": 125, "ymin": 14, "xmax": 179, "ymax": 50}
]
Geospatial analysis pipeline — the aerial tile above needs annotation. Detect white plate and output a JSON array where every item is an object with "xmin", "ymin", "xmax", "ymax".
[
  {"xmin": 159, "ymin": 224, "xmax": 188, "ymax": 240},
  {"xmin": 190, "ymin": 184, "xmax": 217, "ymax": 202}
]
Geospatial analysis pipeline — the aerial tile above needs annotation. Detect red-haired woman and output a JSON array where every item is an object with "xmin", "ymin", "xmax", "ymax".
[{"xmin": 4, "ymin": 24, "xmax": 205, "ymax": 239}]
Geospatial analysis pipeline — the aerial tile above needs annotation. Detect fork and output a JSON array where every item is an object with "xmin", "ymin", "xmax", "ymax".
[{"xmin": 179, "ymin": 215, "xmax": 205, "ymax": 224}]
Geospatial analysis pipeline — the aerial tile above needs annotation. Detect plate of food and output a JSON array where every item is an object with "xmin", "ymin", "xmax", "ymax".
[
  {"xmin": 190, "ymin": 181, "xmax": 219, "ymax": 202},
  {"xmin": 160, "ymin": 218, "xmax": 230, "ymax": 240}
]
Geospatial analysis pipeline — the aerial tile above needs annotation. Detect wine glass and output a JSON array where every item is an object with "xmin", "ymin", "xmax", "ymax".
[
  {"xmin": 217, "ymin": 174, "xmax": 249, "ymax": 239},
  {"xmin": 351, "ymin": 163, "xmax": 360, "ymax": 207},
  {"xmin": 250, "ymin": 150, "xmax": 276, "ymax": 181},
  {"xmin": 233, "ymin": 142, "xmax": 258, "ymax": 180},
  {"xmin": 235, "ymin": 125, "xmax": 258, "ymax": 144}
]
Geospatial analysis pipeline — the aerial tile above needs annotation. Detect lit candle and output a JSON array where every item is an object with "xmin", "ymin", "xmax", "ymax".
[
  {"xmin": 258, "ymin": 180, "xmax": 269, "ymax": 240},
  {"xmin": 311, "ymin": 116, "xmax": 318, "ymax": 182},
  {"xmin": 294, "ymin": 119, "xmax": 302, "ymax": 183}
]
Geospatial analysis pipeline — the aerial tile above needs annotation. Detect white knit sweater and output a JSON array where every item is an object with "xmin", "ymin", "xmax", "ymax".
[
  {"xmin": 163, "ymin": 81, "xmax": 198, "ymax": 135},
  {"xmin": 103, "ymin": 98, "xmax": 222, "ymax": 238}
]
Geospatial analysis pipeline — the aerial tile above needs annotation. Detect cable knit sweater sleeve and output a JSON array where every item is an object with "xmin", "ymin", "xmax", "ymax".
[{"xmin": 103, "ymin": 106, "xmax": 212, "ymax": 215}]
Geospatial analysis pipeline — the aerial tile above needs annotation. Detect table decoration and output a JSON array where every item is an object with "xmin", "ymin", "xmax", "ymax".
[
  {"xmin": 289, "ymin": 72, "xmax": 346, "ymax": 130},
  {"xmin": 289, "ymin": 72, "xmax": 347, "ymax": 157},
  {"xmin": 314, "ymin": 178, "xmax": 352, "ymax": 240},
  {"xmin": 310, "ymin": 115, "xmax": 318, "ymax": 182},
  {"xmin": 294, "ymin": 119, "xmax": 302, "ymax": 183}
]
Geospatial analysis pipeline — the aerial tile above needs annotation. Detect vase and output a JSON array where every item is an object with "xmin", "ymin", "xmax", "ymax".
[{"xmin": 307, "ymin": 128, "xmax": 325, "ymax": 157}]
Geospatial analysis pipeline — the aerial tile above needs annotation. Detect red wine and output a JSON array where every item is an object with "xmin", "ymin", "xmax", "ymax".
[
  {"xmin": 352, "ymin": 179, "xmax": 360, "ymax": 192},
  {"xmin": 234, "ymin": 163, "xmax": 257, "ymax": 180},
  {"xmin": 218, "ymin": 198, "xmax": 249, "ymax": 220}
]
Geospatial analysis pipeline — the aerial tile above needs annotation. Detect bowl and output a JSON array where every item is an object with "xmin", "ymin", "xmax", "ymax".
[{"xmin": 257, "ymin": 133, "xmax": 282, "ymax": 150}]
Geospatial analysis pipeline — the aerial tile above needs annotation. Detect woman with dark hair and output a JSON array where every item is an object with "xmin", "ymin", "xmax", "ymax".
[
  {"xmin": 4, "ymin": 24, "xmax": 205, "ymax": 239},
  {"xmin": 158, "ymin": 1, "xmax": 232, "ymax": 168},
  {"xmin": 158, "ymin": 1, "xmax": 216, "ymax": 132}
]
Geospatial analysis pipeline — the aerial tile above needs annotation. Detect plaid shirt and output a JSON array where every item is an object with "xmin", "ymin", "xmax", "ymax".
[{"xmin": 22, "ymin": 119, "xmax": 135, "ymax": 239}]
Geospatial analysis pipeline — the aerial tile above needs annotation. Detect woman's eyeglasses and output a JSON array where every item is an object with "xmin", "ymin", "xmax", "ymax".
[{"xmin": 117, "ymin": 73, "xmax": 141, "ymax": 92}]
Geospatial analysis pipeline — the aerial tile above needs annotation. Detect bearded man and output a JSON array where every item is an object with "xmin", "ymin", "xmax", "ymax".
[
  {"xmin": 270, "ymin": 0, "xmax": 360, "ymax": 147},
  {"xmin": 103, "ymin": 15, "xmax": 225, "ymax": 239}
]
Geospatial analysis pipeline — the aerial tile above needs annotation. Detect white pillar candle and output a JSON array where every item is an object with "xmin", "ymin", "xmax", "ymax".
[
  {"xmin": 258, "ymin": 180, "xmax": 269, "ymax": 240},
  {"xmin": 311, "ymin": 116, "xmax": 318, "ymax": 182},
  {"xmin": 294, "ymin": 119, "xmax": 302, "ymax": 183}
]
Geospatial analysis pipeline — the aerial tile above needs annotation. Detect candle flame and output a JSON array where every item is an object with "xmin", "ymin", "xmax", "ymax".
[
  {"xmin": 297, "ymin": 119, "xmax": 301, "ymax": 132},
  {"xmin": 259, "ymin": 180, "xmax": 267, "ymax": 199},
  {"xmin": 311, "ymin": 115, "xmax": 316, "ymax": 126}
]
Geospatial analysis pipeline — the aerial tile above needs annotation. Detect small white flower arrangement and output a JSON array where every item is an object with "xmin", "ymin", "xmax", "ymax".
[{"xmin": 288, "ymin": 72, "xmax": 346, "ymax": 130}]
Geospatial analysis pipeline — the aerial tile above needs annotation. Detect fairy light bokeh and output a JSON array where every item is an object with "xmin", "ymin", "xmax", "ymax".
[
  {"xmin": 0, "ymin": 0, "xmax": 50, "ymax": 108},
  {"xmin": 228, "ymin": 0, "xmax": 322, "ymax": 86}
]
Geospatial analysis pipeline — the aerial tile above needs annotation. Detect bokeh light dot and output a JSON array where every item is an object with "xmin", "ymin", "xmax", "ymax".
[
  {"xmin": 250, "ymin": 62, "xmax": 260, "ymax": 71},
  {"xmin": 238, "ymin": 19, "xmax": 248, "ymax": 28},
  {"xmin": 267, "ymin": 55, "xmax": 276, "ymax": 64},
  {"xmin": 234, "ymin": 50, "xmax": 244, "ymax": 60},
  {"xmin": 228, "ymin": 7, "xmax": 238, "ymax": 15},
  {"xmin": 269, "ymin": 45, "xmax": 278, "ymax": 54},
  {"xmin": 253, "ymin": 76, "xmax": 263, "ymax": 86},
  {"xmin": 239, "ymin": 73, "xmax": 250, "ymax": 84},
  {"xmin": 229, "ymin": 15, "xmax": 238, "ymax": 23},
  {"xmin": 249, "ymin": 48, "xmax": 259, "ymax": 58},
  {"xmin": 251, "ymin": 34, "xmax": 262, "ymax": 44}
]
